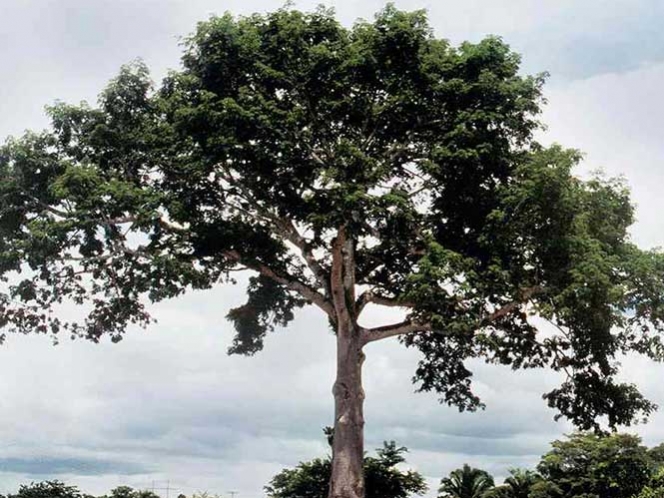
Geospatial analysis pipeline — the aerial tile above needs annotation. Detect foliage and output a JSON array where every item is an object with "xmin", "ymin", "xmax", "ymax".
[
  {"xmin": 6, "ymin": 481, "xmax": 85, "ymax": 498},
  {"xmin": 103, "ymin": 487, "xmax": 160, "ymax": 498},
  {"xmin": 484, "ymin": 469, "xmax": 547, "ymax": 498},
  {"xmin": 265, "ymin": 439, "xmax": 427, "ymax": 498},
  {"xmin": 650, "ymin": 445, "xmax": 664, "ymax": 471},
  {"xmin": 537, "ymin": 433, "xmax": 652, "ymax": 498},
  {"xmin": 526, "ymin": 481, "xmax": 562, "ymax": 498},
  {"xmin": 438, "ymin": 464, "xmax": 494, "ymax": 498},
  {"xmin": 634, "ymin": 487, "xmax": 664, "ymax": 498},
  {"xmin": 503, "ymin": 469, "xmax": 545, "ymax": 498}
]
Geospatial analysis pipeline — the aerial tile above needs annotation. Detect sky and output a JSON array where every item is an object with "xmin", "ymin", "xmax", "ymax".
[{"xmin": 1, "ymin": 1, "xmax": 664, "ymax": 497}]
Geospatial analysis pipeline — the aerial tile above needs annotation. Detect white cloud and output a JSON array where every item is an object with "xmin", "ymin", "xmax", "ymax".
[{"xmin": 542, "ymin": 62, "xmax": 664, "ymax": 248}]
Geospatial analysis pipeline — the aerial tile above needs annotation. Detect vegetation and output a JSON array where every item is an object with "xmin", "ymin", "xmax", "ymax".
[
  {"xmin": 536, "ymin": 433, "xmax": 653, "ymax": 498},
  {"xmin": 3, "ymin": 5, "xmax": 664, "ymax": 498},
  {"xmin": 266, "ymin": 433, "xmax": 427, "ymax": 498},
  {"xmin": 4, "ymin": 433, "xmax": 664, "ymax": 498},
  {"xmin": 2, "ymin": 481, "xmax": 88, "ymax": 498},
  {"xmin": 438, "ymin": 464, "xmax": 495, "ymax": 498},
  {"xmin": 435, "ymin": 432, "xmax": 664, "ymax": 498}
]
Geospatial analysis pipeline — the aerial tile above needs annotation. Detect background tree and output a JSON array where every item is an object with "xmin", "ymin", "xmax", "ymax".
[
  {"xmin": 102, "ymin": 487, "xmax": 160, "ymax": 498},
  {"xmin": 526, "ymin": 481, "xmax": 562, "ymax": 498},
  {"xmin": 3, "ymin": 5, "xmax": 664, "ymax": 498},
  {"xmin": 649, "ymin": 444, "xmax": 664, "ymax": 471},
  {"xmin": 6, "ymin": 481, "xmax": 85, "ymax": 498},
  {"xmin": 484, "ymin": 469, "xmax": 545, "ymax": 498},
  {"xmin": 537, "ymin": 433, "xmax": 652, "ymax": 498},
  {"xmin": 438, "ymin": 464, "xmax": 494, "ymax": 498},
  {"xmin": 265, "ymin": 434, "xmax": 427, "ymax": 498},
  {"xmin": 503, "ymin": 469, "xmax": 544, "ymax": 498},
  {"xmin": 636, "ymin": 468, "xmax": 664, "ymax": 498}
]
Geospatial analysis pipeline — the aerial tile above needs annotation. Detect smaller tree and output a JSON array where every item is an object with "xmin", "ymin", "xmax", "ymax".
[
  {"xmin": 527, "ymin": 481, "xmax": 562, "ymax": 498},
  {"xmin": 103, "ymin": 486, "xmax": 160, "ymax": 498},
  {"xmin": 634, "ymin": 468, "xmax": 664, "ymax": 498},
  {"xmin": 650, "ymin": 444, "xmax": 664, "ymax": 471},
  {"xmin": 266, "ymin": 435, "xmax": 427, "ymax": 498},
  {"xmin": 484, "ymin": 469, "xmax": 545, "ymax": 498},
  {"xmin": 633, "ymin": 486, "xmax": 664, "ymax": 498},
  {"xmin": 537, "ymin": 433, "xmax": 652, "ymax": 498},
  {"xmin": 7, "ymin": 481, "xmax": 83, "ymax": 498},
  {"xmin": 438, "ymin": 464, "xmax": 494, "ymax": 498}
]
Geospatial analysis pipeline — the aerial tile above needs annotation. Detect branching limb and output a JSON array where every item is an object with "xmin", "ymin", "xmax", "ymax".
[
  {"xmin": 355, "ymin": 290, "xmax": 415, "ymax": 316},
  {"xmin": 482, "ymin": 286, "xmax": 543, "ymax": 324},
  {"xmin": 360, "ymin": 285, "xmax": 544, "ymax": 344},
  {"xmin": 223, "ymin": 250, "xmax": 334, "ymax": 317},
  {"xmin": 277, "ymin": 219, "xmax": 328, "ymax": 290},
  {"xmin": 361, "ymin": 320, "xmax": 435, "ymax": 344},
  {"xmin": 217, "ymin": 167, "xmax": 328, "ymax": 289}
]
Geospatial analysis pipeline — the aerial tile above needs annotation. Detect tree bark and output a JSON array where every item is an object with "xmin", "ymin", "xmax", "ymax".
[{"xmin": 328, "ymin": 321, "xmax": 366, "ymax": 498}]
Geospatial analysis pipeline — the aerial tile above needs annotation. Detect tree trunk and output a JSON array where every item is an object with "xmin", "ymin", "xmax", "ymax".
[{"xmin": 328, "ymin": 323, "xmax": 366, "ymax": 498}]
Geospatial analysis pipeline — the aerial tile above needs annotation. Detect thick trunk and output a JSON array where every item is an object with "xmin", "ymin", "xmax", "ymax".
[{"xmin": 328, "ymin": 323, "xmax": 366, "ymax": 498}]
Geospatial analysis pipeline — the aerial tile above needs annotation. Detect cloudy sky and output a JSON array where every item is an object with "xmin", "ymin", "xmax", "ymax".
[{"xmin": 2, "ymin": 0, "xmax": 664, "ymax": 496}]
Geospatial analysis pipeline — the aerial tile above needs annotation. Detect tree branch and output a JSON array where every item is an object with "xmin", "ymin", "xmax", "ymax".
[
  {"xmin": 483, "ymin": 286, "xmax": 542, "ymax": 324},
  {"xmin": 361, "ymin": 320, "xmax": 435, "ymax": 344},
  {"xmin": 361, "ymin": 286, "xmax": 544, "ymax": 345},
  {"xmin": 355, "ymin": 290, "xmax": 415, "ymax": 316},
  {"xmin": 276, "ymin": 219, "xmax": 328, "ymax": 290},
  {"xmin": 216, "ymin": 168, "xmax": 328, "ymax": 290},
  {"xmin": 223, "ymin": 250, "xmax": 334, "ymax": 317}
]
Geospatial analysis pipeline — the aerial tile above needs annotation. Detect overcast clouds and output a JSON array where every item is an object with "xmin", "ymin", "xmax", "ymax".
[{"xmin": 2, "ymin": 1, "xmax": 664, "ymax": 497}]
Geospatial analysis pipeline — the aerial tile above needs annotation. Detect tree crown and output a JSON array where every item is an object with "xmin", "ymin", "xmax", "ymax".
[{"xmin": 1, "ymin": 5, "xmax": 664, "ymax": 429}]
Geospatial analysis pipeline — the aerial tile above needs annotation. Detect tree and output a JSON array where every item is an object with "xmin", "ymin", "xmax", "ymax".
[
  {"xmin": 7, "ymin": 481, "xmax": 83, "ymax": 498},
  {"xmin": 635, "ymin": 488, "xmax": 664, "ymax": 498},
  {"xmin": 485, "ymin": 469, "xmax": 545, "ymax": 498},
  {"xmin": 438, "ymin": 464, "xmax": 494, "ymax": 498},
  {"xmin": 2, "ymin": 5, "xmax": 664, "ymax": 498},
  {"xmin": 537, "ymin": 433, "xmax": 652, "ymax": 498},
  {"xmin": 649, "ymin": 444, "xmax": 664, "ymax": 470},
  {"xmin": 526, "ymin": 481, "xmax": 562, "ymax": 498},
  {"xmin": 103, "ymin": 487, "xmax": 160, "ymax": 498},
  {"xmin": 265, "ymin": 438, "xmax": 427, "ymax": 498},
  {"xmin": 503, "ymin": 469, "xmax": 543, "ymax": 498}
]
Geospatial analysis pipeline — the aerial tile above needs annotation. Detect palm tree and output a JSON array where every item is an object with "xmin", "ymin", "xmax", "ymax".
[
  {"xmin": 503, "ymin": 469, "xmax": 542, "ymax": 498},
  {"xmin": 439, "ymin": 464, "xmax": 495, "ymax": 498}
]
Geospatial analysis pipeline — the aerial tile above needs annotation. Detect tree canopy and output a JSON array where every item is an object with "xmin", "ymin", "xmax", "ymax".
[
  {"xmin": 3, "ymin": 6, "xmax": 664, "ymax": 497},
  {"xmin": 537, "ymin": 433, "xmax": 653, "ymax": 498},
  {"xmin": 438, "ymin": 464, "xmax": 495, "ymax": 498},
  {"xmin": 4, "ymin": 481, "xmax": 88, "ymax": 498}
]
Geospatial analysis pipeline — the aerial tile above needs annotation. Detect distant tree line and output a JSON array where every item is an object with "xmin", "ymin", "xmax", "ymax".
[
  {"xmin": 4, "ymin": 432, "xmax": 664, "ymax": 498},
  {"xmin": 267, "ymin": 431, "xmax": 664, "ymax": 498}
]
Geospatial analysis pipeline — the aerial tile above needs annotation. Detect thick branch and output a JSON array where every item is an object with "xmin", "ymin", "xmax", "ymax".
[
  {"xmin": 361, "ymin": 285, "xmax": 544, "ymax": 344},
  {"xmin": 277, "ymin": 219, "xmax": 328, "ymax": 290},
  {"xmin": 217, "ymin": 168, "xmax": 328, "ymax": 290},
  {"xmin": 355, "ymin": 290, "xmax": 415, "ymax": 316},
  {"xmin": 223, "ymin": 250, "xmax": 334, "ymax": 317},
  {"xmin": 483, "ymin": 286, "xmax": 542, "ymax": 324},
  {"xmin": 361, "ymin": 320, "xmax": 434, "ymax": 344}
]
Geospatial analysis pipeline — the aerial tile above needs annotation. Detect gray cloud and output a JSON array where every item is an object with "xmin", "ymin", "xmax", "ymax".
[{"xmin": 0, "ymin": 457, "xmax": 147, "ymax": 476}]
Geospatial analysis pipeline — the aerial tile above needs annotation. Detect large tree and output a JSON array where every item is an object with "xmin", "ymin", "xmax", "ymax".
[{"xmin": 2, "ymin": 5, "xmax": 664, "ymax": 498}]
